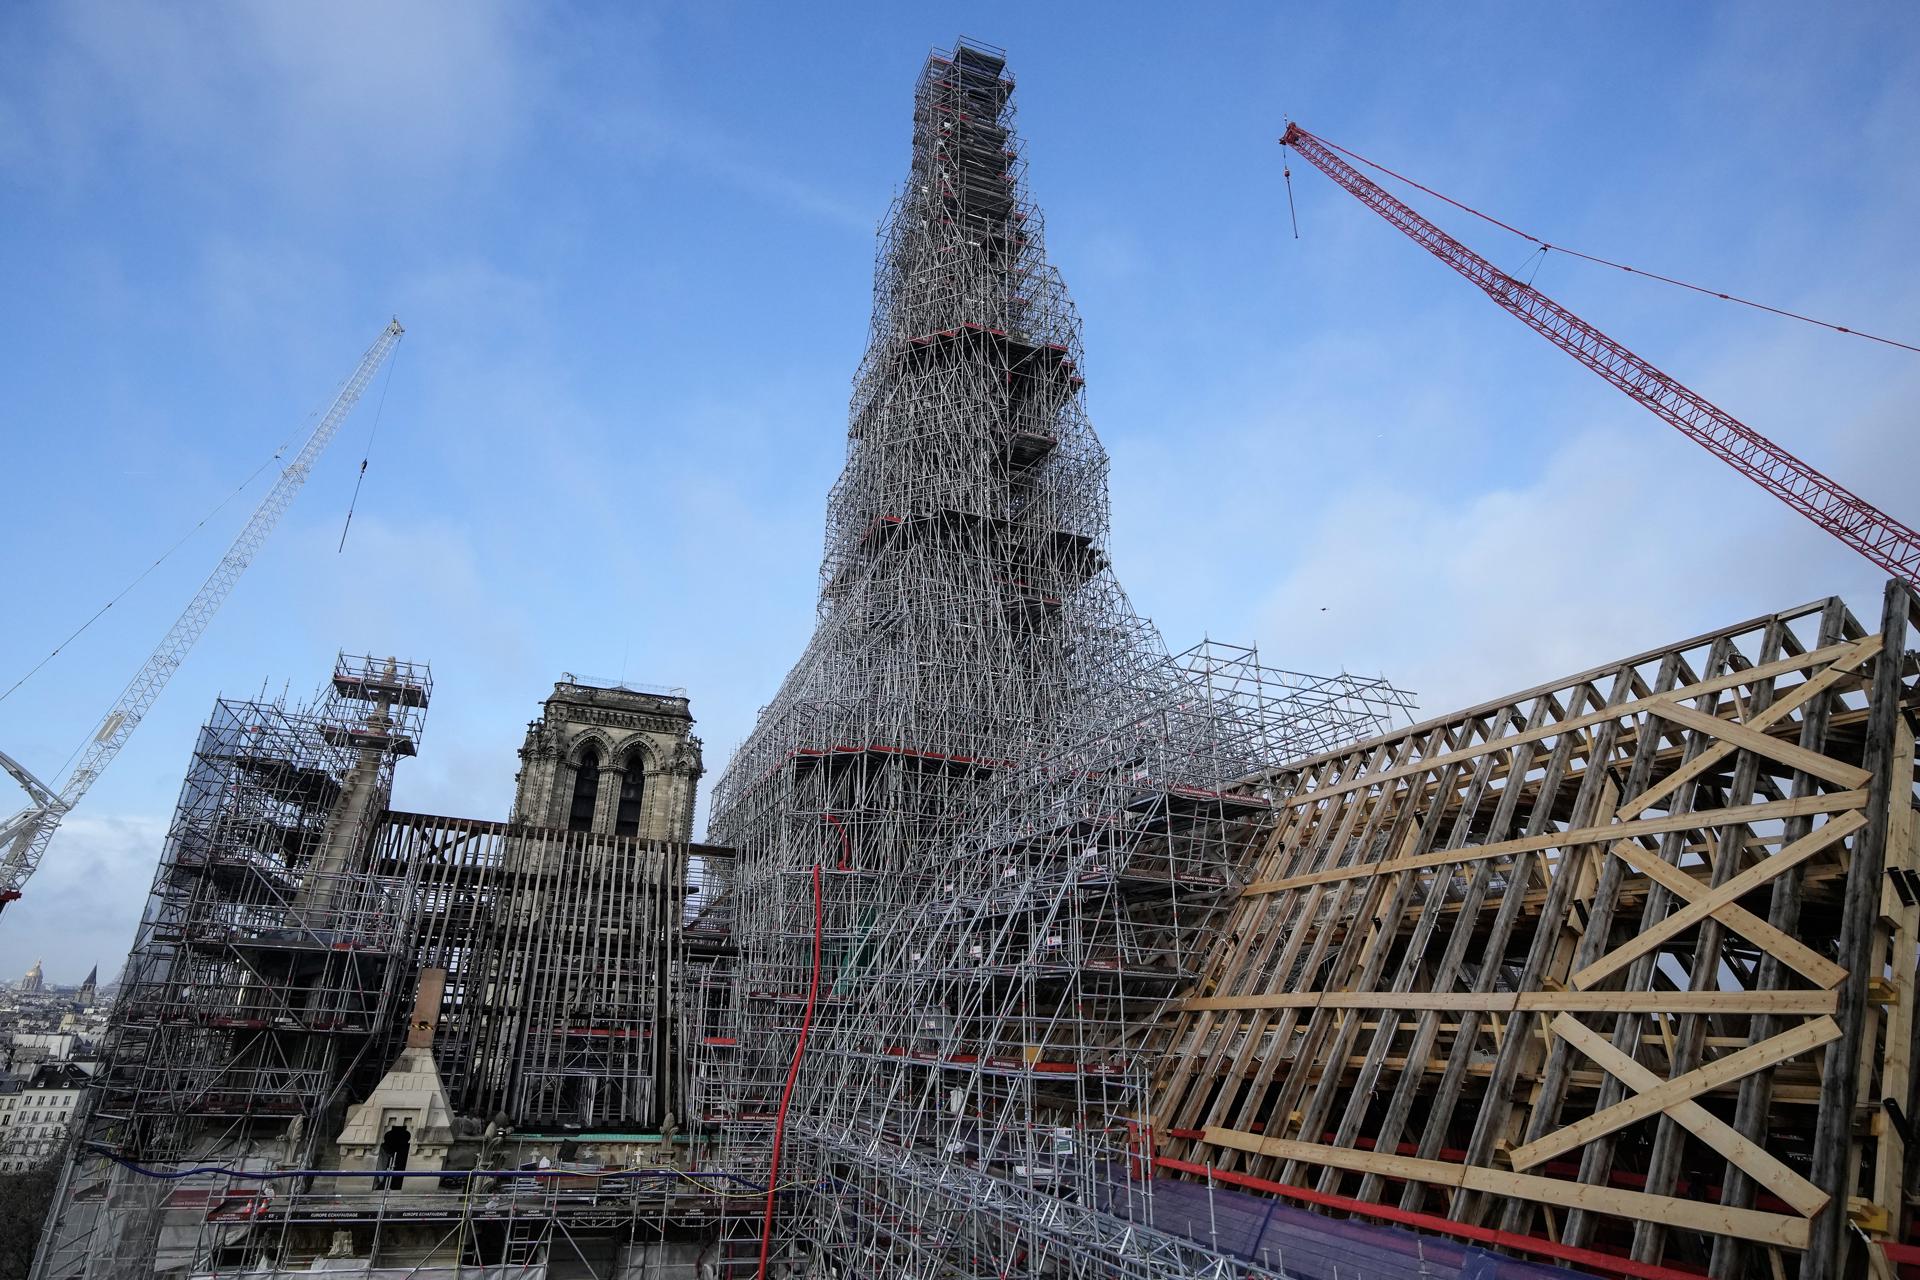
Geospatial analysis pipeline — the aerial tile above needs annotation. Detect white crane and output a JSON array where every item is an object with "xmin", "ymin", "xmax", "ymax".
[{"xmin": 0, "ymin": 319, "xmax": 405, "ymax": 915}]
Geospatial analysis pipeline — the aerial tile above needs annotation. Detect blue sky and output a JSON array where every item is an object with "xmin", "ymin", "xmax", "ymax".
[{"xmin": 1, "ymin": 2, "xmax": 1915, "ymax": 981}]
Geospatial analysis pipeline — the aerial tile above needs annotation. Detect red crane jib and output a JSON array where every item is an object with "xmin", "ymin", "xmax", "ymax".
[{"xmin": 1278, "ymin": 123, "xmax": 1919, "ymax": 586}]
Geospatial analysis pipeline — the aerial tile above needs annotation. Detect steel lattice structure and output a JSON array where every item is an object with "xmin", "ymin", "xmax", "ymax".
[
  {"xmin": 699, "ymin": 40, "xmax": 1411, "ymax": 1278},
  {"xmin": 1277, "ymin": 124, "xmax": 1920, "ymax": 587},
  {"xmin": 30, "ymin": 671, "xmax": 735, "ymax": 1280},
  {"xmin": 0, "ymin": 321, "xmax": 404, "ymax": 913}
]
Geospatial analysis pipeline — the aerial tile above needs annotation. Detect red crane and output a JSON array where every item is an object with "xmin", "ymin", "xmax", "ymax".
[{"xmin": 1278, "ymin": 122, "xmax": 1920, "ymax": 587}]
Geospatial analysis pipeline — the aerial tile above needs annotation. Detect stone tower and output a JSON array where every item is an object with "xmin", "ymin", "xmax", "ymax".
[{"xmin": 511, "ymin": 680, "xmax": 702, "ymax": 842}]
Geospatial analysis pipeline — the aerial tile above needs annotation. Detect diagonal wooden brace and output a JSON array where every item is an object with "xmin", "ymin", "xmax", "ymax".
[
  {"xmin": 1615, "ymin": 635, "xmax": 1880, "ymax": 823},
  {"xmin": 1650, "ymin": 699, "xmax": 1871, "ymax": 791},
  {"xmin": 1573, "ymin": 812, "xmax": 1864, "ymax": 991},
  {"xmin": 1515, "ymin": 1012, "xmax": 1837, "ymax": 1217}
]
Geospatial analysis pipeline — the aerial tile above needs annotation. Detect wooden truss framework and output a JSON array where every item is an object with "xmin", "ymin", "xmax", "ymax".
[{"xmin": 1154, "ymin": 581, "xmax": 1919, "ymax": 1279}]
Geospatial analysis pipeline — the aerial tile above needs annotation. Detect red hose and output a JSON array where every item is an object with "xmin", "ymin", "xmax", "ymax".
[
  {"xmin": 758, "ymin": 862, "xmax": 823, "ymax": 1279},
  {"xmin": 822, "ymin": 813, "xmax": 852, "ymax": 870}
]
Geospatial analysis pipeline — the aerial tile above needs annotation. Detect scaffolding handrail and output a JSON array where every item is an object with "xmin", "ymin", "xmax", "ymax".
[{"xmin": 86, "ymin": 1147, "xmax": 817, "ymax": 1193}]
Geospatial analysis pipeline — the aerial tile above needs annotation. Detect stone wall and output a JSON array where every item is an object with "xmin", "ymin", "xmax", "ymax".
[{"xmin": 512, "ymin": 682, "xmax": 703, "ymax": 842}]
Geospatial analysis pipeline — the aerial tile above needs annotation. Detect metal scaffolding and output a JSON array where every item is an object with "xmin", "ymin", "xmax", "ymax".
[
  {"xmin": 22, "ymin": 33, "xmax": 1920, "ymax": 1280},
  {"xmin": 34, "ymin": 655, "xmax": 432, "ymax": 1280},
  {"xmin": 377, "ymin": 811, "xmax": 717, "ymax": 1133},
  {"xmin": 32, "ymin": 682, "xmax": 737, "ymax": 1280},
  {"xmin": 701, "ymin": 39, "xmax": 1411, "ymax": 1278},
  {"xmin": 30, "ymin": 37, "xmax": 1426, "ymax": 1280}
]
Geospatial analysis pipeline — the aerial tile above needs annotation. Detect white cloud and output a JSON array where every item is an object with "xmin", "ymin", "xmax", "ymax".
[
  {"xmin": 1254, "ymin": 410, "xmax": 1896, "ymax": 722},
  {"xmin": 3, "ymin": 0, "xmax": 538, "ymax": 201},
  {"xmin": 0, "ymin": 812, "xmax": 165, "ymax": 984}
]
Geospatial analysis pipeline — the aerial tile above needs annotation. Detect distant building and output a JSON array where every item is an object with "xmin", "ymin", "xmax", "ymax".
[
  {"xmin": 9, "ymin": 1031, "xmax": 84, "ymax": 1064},
  {"xmin": 0, "ymin": 1062, "xmax": 89, "ymax": 1172},
  {"xmin": 16, "ymin": 959, "xmax": 43, "ymax": 994},
  {"xmin": 74, "ymin": 966, "xmax": 96, "ymax": 1009}
]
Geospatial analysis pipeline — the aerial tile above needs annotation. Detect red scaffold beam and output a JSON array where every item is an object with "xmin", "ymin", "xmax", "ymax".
[{"xmin": 1279, "ymin": 122, "xmax": 1920, "ymax": 587}]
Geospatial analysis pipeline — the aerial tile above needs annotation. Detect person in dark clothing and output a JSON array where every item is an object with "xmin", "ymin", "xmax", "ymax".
[{"xmin": 379, "ymin": 1121, "xmax": 412, "ymax": 1190}]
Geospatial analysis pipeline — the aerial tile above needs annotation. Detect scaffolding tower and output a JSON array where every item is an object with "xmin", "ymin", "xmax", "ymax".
[
  {"xmin": 31, "ymin": 661, "xmax": 743, "ymax": 1280},
  {"xmin": 33, "ymin": 656, "xmax": 431, "ymax": 1280},
  {"xmin": 703, "ymin": 39, "xmax": 1411, "ymax": 1279}
]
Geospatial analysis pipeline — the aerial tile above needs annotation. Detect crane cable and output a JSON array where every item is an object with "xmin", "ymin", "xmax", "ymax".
[
  {"xmin": 0, "ymin": 421, "xmax": 314, "ymax": 709},
  {"xmin": 1281, "ymin": 145, "xmax": 1301, "ymax": 240},
  {"xmin": 337, "ymin": 335, "xmax": 401, "ymax": 553},
  {"xmin": 1301, "ymin": 130, "xmax": 1920, "ymax": 356}
]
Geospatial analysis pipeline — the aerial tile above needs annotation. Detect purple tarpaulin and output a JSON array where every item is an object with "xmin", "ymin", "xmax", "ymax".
[{"xmin": 1139, "ymin": 1177, "xmax": 1598, "ymax": 1280}]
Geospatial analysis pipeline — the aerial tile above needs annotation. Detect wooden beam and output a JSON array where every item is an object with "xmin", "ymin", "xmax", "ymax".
[
  {"xmin": 1572, "ymin": 813, "xmax": 1864, "ymax": 991},
  {"xmin": 1811, "ymin": 581, "xmax": 1915, "ymax": 1280},
  {"xmin": 1605, "ymin": 640, "xmax": 1873, "ymax": 821},
  {"xmin": 1264, "ymin": 640, "xmax": 1869, "ymax": 810},
  {"xmin": 1596, "ymin": 834, "xmax": 1850, "ymax": 991},
  {"xmin": 1871, "ymin": 717, "xmax": 1918, "ymax": 1223},
  {"xmin": 1546, "ymin": 1014, "xmax": 1830, "ymax": 1219},
  {"xmin": 1243, "ymin": 791, "xmax": 1868, "ymax": 897},
  {"xmin": 1512, "ymin": 1014, "xmax": 1840, "ymax": 1220},
  {"xmin": 1157, "ymin": 604, "xmax": 1910, "ymax": 1276},
  {"xmin": 1200, "ymin": 1126, "xmax": 1811, "ymax": 1248},
  {"xmin": 1180, "ymin": 990, "xmax": 1840, "ymax": 1016},
  {"xmin": 1651, "ymin": 700, "xmax": 1871, "ymax": 791}
]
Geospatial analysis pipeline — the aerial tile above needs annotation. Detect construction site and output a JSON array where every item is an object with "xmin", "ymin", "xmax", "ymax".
[{"xmin": 5, "ymin": 33, "xmax": 1919, "ymax": 1280}]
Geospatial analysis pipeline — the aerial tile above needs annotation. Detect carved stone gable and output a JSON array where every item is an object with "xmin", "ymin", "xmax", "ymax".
[{"xmin": 509, "ymin": 680, "xmax": 704, "ymax": 841}]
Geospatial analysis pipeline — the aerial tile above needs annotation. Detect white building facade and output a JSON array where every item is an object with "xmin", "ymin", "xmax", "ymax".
[{"xmin": 0, "ymin": 1062, "xmax": 90, "ymax": 1172}]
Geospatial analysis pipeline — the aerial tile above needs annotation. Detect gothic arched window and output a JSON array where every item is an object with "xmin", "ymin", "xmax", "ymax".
[
  {"xmin": 568, "ymin": 747, "xmax": 600, "ymax": 832},
  {"xmin": 614, "ymin": 750, "xmax": 645, "ymax": 837}
]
